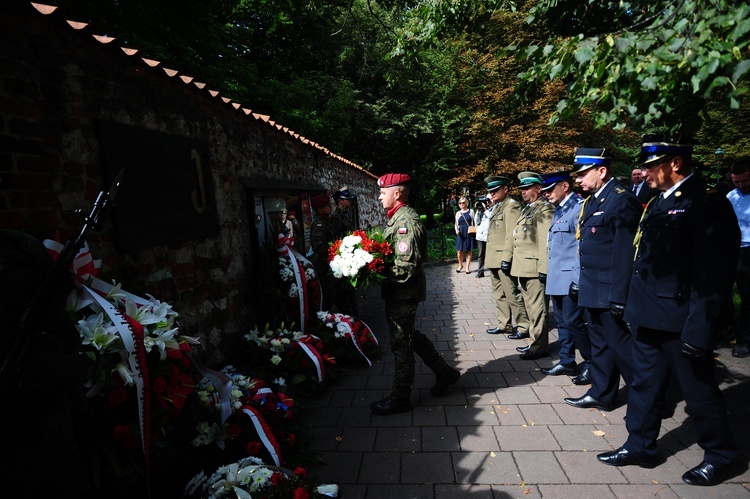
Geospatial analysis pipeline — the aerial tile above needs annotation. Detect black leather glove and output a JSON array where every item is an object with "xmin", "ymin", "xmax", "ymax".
[
  {"xmin": 568, "ymin": 282, "xmax": 579, "ymax": 302},
  {"xmin": 500, "ymin": 261, "xmax": 511, "ymax": 275},
  {"xmin": 681, "ymin": 341, "xmax": 710, "ymax": 361},
  {"xmin": 609, "ymin": 302, "xmax": 625, "ymax": 320},
  {"xmin": 538, "ymin": 272, "xmax": 547, "ymax": 284}
]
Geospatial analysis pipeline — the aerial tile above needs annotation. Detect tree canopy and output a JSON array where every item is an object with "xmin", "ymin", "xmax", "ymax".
[{"xmin": 395, "ymin": 0, "xmax": 750, "ymax": 138}]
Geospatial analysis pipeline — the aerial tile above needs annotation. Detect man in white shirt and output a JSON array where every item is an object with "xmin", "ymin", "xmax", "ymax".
[{"xmin": 727, "ymin": 157, "xmax": 750, "ymax": 358}]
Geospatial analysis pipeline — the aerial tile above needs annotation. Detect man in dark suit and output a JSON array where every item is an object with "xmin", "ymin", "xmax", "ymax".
[
  {"xmin": 630, "ymin": 167, "xmax": 658, "ymax": 205},
  {"xmin": 597, "ymin": 135, "xmax": 739, "ymax": 486},
  {"xmin": 564, "ymin": 148, "xmax": 642, "ymax": 411}
]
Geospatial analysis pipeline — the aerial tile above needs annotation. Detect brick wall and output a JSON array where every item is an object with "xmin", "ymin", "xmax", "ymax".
[{"xmin": 0, "ymin": 2, "xmax": 386, "ymax": 365}]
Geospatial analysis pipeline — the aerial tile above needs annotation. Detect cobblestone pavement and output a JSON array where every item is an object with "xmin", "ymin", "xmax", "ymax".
[{"xmin": 300, "ymin": 263, "xmax": 750, "ymax": 498}]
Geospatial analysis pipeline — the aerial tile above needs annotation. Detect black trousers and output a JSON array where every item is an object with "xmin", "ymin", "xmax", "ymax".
[
  {"xmin": 585, "ymin": 307, "xmax": 633, "ymax": 405},
  {"xmin": 624, "ymin": 327, "xmax": 737, "ymax": 466}
]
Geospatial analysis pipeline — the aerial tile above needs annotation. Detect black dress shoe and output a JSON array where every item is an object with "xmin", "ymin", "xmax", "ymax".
[
  {"xmin": 486, "ymin": 327, "xmax": 503, "ymax": 334},
  {"xmin": 541, "ymin": 363, "xmax": 577, "ymax": 376},
  {"xmin": 431, "ymin": 366, "xmax": 461, "ymax": 397},
  {"xmin": 508, "ymin": 331, "xmax": 530, "ymax": 340},
  {"xmin": 370, "ymin": 394, "xmax": 412, "ymax": 416},
  {"xmin": 516, "ymin": 345, "xmax": 530, "ymax": 353},
  {"xmin": 682, "ymin": 460, "xmax": 736, "ymax": 486},
  {"xmin": 519, "ymin": 350, "xmax": 550, "ymax": 360},
  {"xmin": 572, "ymin": 368, "xmax": 592, "ymax": 385},
  {"xmin": 597, "ymin": 447, "xmax": 658, "ymax": 468},
  {"xmin": 564, "ymin": 394, "xmax": 613, "ymax": 411}
]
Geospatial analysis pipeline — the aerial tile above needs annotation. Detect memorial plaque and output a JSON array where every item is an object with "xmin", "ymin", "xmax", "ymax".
[{"xmin": 97, "ymin": 121, "xmax": 219, "ymax": 251}]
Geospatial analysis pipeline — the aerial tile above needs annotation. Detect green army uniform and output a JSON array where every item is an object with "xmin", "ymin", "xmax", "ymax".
[
  {"xmin": 382, "ymin": 204, "xmax": 454, "ymax": 399},
  {"xmin": 309, "ymin": 215, "xmax": 337, "ymax": 311},
  {"xmin": 485, "ymin": 196, "xmax": 530, "ymax": 335},
  {"xmin": 509, "ymin": 197, "xmax": 555, "ymax": 354}
]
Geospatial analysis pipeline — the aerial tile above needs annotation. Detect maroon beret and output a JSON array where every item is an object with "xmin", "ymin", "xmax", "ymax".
[
  {"xmin": 377, "ymin": 173, "xmax": 412, "ymax": 188},
  {"xmin": 311, "ymin": 193, "xmax": 331, "ymax": 209}
]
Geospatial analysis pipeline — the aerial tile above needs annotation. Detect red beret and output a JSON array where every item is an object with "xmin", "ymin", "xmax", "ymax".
[
  {"xmin": 311, "ymin": 193, "xmax": 331, "ymax": 209},
  {"xmin": 377, "ymin": 173, "xmax": 411, "ymax": 188}
]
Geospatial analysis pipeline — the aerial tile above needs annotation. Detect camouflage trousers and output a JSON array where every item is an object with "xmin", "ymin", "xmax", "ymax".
[{"xmin": 385, "ymin": 298, "xmax": 450, "ymax": 398}]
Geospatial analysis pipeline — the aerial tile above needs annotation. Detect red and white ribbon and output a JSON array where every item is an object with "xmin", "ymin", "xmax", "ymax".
[
  {"xmin": 276, "ymin": 232, "xmax": 318, "ymax": 333},
  {"xmin": 324, "ymin": 312, "xmax": 379, "ymax": 366},
  {"xmin": 43, "ymin": 238, "xmax": 101, "ymax": 281},
  {"xmin": 296, "ymin": 335, "xmax": 325, "ymax": 382},
  {"xmin": 240, "ymin": 405, "xmax": 282, "ymax": 466},
  {"xmin": 82, "ymin": 285, "xmax": 151, "ymax": 472}
]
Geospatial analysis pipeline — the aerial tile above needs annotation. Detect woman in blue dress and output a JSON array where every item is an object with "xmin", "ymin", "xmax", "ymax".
[{"xmin": 454, "ymin": 196, "xmax": 476, "ymax": 273}]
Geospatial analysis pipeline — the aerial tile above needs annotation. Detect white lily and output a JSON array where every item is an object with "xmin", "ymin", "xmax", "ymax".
[
  {"xmin": 114, "ymin": 362, "xmax": 134, "ymax": 385},
  {"xmin": 76, "ymin": 313, "xmax": 119, "ymax": 351}
]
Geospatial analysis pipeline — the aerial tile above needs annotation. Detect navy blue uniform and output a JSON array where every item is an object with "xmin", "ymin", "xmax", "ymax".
[
  {"xmin": 578, "ymin": 179, "xmax": 642, "ymax": 405},
  {"xmin": 622, "ymin": 174, "xmax": 739, "ymax": 466}
]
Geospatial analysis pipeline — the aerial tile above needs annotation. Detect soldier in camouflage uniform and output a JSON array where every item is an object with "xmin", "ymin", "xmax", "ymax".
[
  {"xmin": 309, "ymin": 193, "xmax": 337, "ymax": 311},
  {"xmin": 370, "ymin": 173, "xmax": 461, "ymax": 416}
]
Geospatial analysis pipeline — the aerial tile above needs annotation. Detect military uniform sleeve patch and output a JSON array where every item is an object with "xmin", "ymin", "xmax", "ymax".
[
  {"xmin": 398, "ymin": 227, "xmax": 408, "ymax": 234},
  {"xmin": 397, "ymin": 241, "xmax": 409, "ymax": 253}
]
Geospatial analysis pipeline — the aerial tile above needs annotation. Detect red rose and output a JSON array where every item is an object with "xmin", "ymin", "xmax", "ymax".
[
  {"xmin": 107, "ymin": 386, "xmax": 129, "ymax": 407},
  {"xmin": 293, "ymin": 487, "xmax": 310, "ymax": 499},
  {"xmin": 245, "ymin": 440, "xmax": 262, "ymax": 455},
  {"xmin": 151, "ymin": 376, "xmax": 167, "ymax": 394}
]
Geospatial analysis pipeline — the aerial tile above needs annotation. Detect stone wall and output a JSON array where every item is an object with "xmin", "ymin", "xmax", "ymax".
[{"xmin": 0, "ymin": 2, "xmax": 386, "ymax": 364}]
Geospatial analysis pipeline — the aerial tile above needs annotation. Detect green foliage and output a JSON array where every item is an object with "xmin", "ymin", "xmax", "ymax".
[
  {"xmin": 426, "ymin": 223, "xmax": 457, "ymax": 261},
  {"xmin": 392, "ymin": 1, "xmax": 750, "ymax": 140}
]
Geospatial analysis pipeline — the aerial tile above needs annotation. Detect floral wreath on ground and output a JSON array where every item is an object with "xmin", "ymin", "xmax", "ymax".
[
  {"xmin": 328, "ymin": 229, "xmax": 393, "ymax": 290},
  {"xmin": 44, "ymin": 236, "xmax": 203, "ymax": 474},
  {"xmin": 183, "ymin": 455, "xmax": 338, "ymax": 499},
  {"xmin": 276, "ymin": 232, "xmax": 321, "ymax": 334},
  {"xmin": 190, "ymin": 365, "xmax": 298, "ymax": 467},
  {"xmin": 242, "ymin": 324, "xmax": 335, "ymax": 397}
]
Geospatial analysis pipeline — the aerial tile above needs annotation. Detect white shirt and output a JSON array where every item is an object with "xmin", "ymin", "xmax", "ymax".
[{"xmin": 727, "ymin": 187, "xmax": 750, "ymax": 247}]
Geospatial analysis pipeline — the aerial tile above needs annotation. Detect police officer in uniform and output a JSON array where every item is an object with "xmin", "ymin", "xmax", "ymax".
[
  {"xmin": 564, "ymin": 148, "xmax": 642, "ymax": 411},
  {"xmin": 540, "ymin": 171, "xmax": 591, "ymax": 383},
  {"xmin": 309, "ymin": 193, "xmax": 337, "ymax": 311},
  {"xmin": 597, "ymin": 136, "xmax": 739, "ymax": 486},
  {"xmin": 370, "ymin": 173, "xmax": 460, "ymax": 415},
  {"xmin": 483, "ymin": 176, "xmax": 530, "ymax": 338},
  {"xmin": 503, "ymin": 172, "xmax": 555, "ymax": 359},
  {"xmin": 330, "ymin": 186, "xmax": 359, "ymax": 236}
]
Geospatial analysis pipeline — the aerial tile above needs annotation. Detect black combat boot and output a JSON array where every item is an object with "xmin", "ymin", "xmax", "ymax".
[
  {"xmin": 370, "ymin": 394, "xmax": 412, "ymax": 415},
  {"xmin": 431, "ymin": 366, "xmax": 461, "ymax": 397}
]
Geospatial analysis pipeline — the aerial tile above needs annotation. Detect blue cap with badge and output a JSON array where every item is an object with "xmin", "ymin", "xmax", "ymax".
[
  {"xmin": 571, "ymin": 147, "xmax": 612, "ymax": 174},
  {"xmin": 639, "ymin": 134, "xmax": 693, "ymax": 169},
  {"xmin": 541, "ymin": 171, "xmax": 572, "ymax": 191}
]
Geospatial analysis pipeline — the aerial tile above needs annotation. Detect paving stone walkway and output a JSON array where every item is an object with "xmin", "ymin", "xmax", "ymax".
[{"xmin": 301, "ymin": 263, "xmax": 750, "ymax": 498}]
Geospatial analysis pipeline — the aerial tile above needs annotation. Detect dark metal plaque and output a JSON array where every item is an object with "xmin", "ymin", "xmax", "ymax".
[{"xmin": 97, "ymin": 121, "xmax": 219, "ymax": 251}]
